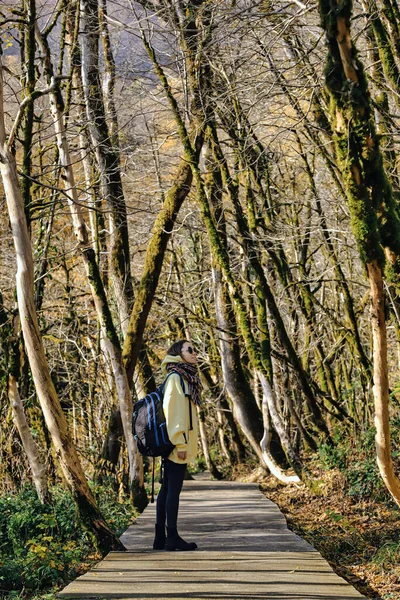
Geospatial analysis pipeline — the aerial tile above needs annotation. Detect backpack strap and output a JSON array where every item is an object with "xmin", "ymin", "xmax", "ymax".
[
  {"xmin": 189, "ymin": 398, "xmax": 193, "ymax": 431},
  {"xmin": 162, "ymin": 371, "xmax": 185, "ymax": 395},
  {"xmin": 163, "ymin": 372, "xmax": 193, "ymax": 431}
]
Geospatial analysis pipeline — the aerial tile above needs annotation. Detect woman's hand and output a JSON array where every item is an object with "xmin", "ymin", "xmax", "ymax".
[{"xmin": 177, "ymin": 450, "xmax": 187, "ymax": 461}]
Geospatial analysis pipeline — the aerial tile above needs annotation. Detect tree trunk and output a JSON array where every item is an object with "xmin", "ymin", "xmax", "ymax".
[
  {"xmin": 319, "ymin": 0, "xmax": 400, "ymax": 506},
  {"xmin": 80, "ymin": 0, "xmax": 134, "ymax": 330},
  {"xmin": 216, "ymin": 402, "xmax": 232, "ymax": 462},
  {"xmin": 197, "ymin": 407, "xmax": 223, "ymax": 480},
  {"xmin": 122, "ymin": 150, "xmax": 201, "ymax": 384},
  {"xmin": 257, "ymin": 371, "xmax": 302, "ymax": 482},
  {"xmin": 8, "ymin": 315, "xmax": 51, "ymax": 504},
  {"xmin": 259, "ymin": 380, "xmax": 300, "ymax": 485},
  {"xmin": 122, "ymin": 12, "xmax": 208, "ymax": 383},
  {"xmin": 368, "ymin": 260, "xmax": 400, "ymax": 504},
  {"xmin": 207, "ymin": 122, "xmax": 330, "ymax": 439},
  {"xmin": 213, "ymin": 266, "xmax": 267, "ymax": 463},
  {"xmin": 20, "ymin": 0, "xmax": 36, "ymax": 230},
  {"xmin": 9, "ymin": 376, "xmax": 51, "ymax": 503}
]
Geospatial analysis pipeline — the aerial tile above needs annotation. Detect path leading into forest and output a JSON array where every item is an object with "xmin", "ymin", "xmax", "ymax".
[{"xmin": 59, "ymin": 477, "xmax": 366, "ymax": 599}]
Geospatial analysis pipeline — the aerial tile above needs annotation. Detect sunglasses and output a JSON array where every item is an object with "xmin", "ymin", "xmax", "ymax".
[{"xmin": 184, "ymin": 346, "xmax": 196, "ymax": 354}]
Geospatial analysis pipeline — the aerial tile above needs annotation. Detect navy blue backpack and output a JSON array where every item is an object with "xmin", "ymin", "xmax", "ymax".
[
  {"xmin": 132, "ymin": 372, "xmax": 191, "ymax": 458},
  {"xmin": 132, "ymin": 372, "xmax": 193, "ymax": 502}
]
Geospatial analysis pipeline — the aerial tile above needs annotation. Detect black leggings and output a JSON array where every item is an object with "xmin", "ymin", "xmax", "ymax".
[{"xmin": 156, "ymin": 459, "xmax": 187, "ymax": 529}]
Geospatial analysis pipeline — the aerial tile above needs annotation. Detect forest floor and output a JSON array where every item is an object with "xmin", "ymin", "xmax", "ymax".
[{"xmin": 256, "ymin": 467, "xmax": 400, "ymax": 600}]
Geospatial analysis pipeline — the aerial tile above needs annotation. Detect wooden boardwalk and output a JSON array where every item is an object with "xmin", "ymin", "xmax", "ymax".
[{"xmin": 59, "ymin": 479, "xmax": 366, "ymax": 599}]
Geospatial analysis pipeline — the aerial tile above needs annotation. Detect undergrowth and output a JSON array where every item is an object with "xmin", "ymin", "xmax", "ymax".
[
  {"xmin": 0, "ymin": 482, "xmax": 138, "ymax": 599},
  {"xmin": 318, "ymin": 420, "xmax": 400, "ymax": 501}
]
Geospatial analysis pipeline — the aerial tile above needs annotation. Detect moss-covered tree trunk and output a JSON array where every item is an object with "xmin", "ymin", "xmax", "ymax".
[
  {"xmin": 319, "ymin": 0, "xmax": 400, "ymax": 506},
  {"xmin": 122, "ymin": 7, "xmax": 208, "ymax": 383},
  {"xmin": 122, "ymin": 155, "xmax": 200, "ymax": 384},
  {"xmin": 20, "ymin": 0, "xmax": 36, "ymax": 230},
  {"xmin": 202, "ymin": 145, "xmax": 268, "ymax": 464},
  {"xmin": 80, "ymin": 0, "xmax": 134, "ymax": 332},
  {"xmin": 98, "ymin": 0, "xmax": 119, "ymax": 150},
  {"xmin": 213, "ymin": 90, "xmax": 334, "ymax": 442},
  {"xmin": 212, "ymin": 265, "xmax": 267, "ymax": 463},
  {"xmin": 199, "ymin": 344, "xmax": 246, "ymax": 464},
  {"xmin": 362, "ymin": 0, "xmax": 400, "ymax": 112},
  {"xmin": 257, "ymin": 371, "xmax": 301, "ymax": 484},
  {"xmin": 207, "ymin": 122, "xmax": 328, "ymax": 447}
]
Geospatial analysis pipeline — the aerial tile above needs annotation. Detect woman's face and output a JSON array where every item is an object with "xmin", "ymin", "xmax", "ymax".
[{"xmin": 180, "ymin": 341, "xmax": 197, "ymax": 365}]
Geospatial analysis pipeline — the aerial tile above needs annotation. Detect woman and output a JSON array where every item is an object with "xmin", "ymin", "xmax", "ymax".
[{"xmin": 153, "ymin": 339, "xmax": 201, "ymax": 551}]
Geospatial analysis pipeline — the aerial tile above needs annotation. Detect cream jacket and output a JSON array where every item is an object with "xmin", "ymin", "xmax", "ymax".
[{"xmin": 161, "ymin": 355, "xmax": 199, "ymax": 465}]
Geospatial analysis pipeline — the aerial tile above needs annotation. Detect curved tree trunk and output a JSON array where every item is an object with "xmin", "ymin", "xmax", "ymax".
[
  {"xmin": 8, "ymin": 316, "xmax": 51, "ymax": 504},
  {"xmin": 122, "ymin": 149, "xmax": 202, "ymax": 384},
  {"xmin": 207, "ymin": 121, "xmax": 329, "ymax": 440},
  {"xmin": 259, "ymin": 379, "xmax": 300, "ymax": 485},
  {"xmin": 257, "ymin": 371, "xmax": 301, "ymax": 483},
  {"xmin": 122, "ymin": 4, "xmax": 209, "ymax": 383},
  {"xmin": 9, "ymin": 375, "xmax": 52, "ymax": 503},
  {"xmin": 213, "ymin": 266, "xmax": 267, "ymax": 464}
]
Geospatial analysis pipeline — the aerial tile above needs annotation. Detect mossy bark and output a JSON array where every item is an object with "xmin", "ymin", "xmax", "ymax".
[
  {"xmin": 20, "ymin": 0, "xmax": 36, "ymax": 230},
  {"xmin": 319, "ymin": 0, "xmax": 400, "ymax": 507},
  {"xmin": 204, "ymin": 143, "xmax": 287, "ymax": 468},
  {"xmin": 122, "ymin": 156, "xmax": 199, "ymax": 384},
  {"xmin": 212, "ymin": 265, "xmax": 267, "ymax": 462},
  {"xmin": 202, "ymin": 150, "xmax": 268, "ymax": 461},
  {"xmin": 320, "ymin": 0, "xmax": 400, "ymax": 263},
  {"xmin": 123, "ymin": 11, "xmax": 209, "ymax": 382},
  {"xmin": 207, "ymin": 127, "xmax": 310, "ymax": 473},
  {"xmin": 380, "ymin": 0, "xmax": 400, "ymax": 56},
  {"xmin": 98, "ymin": 0, "xmax": 119, "ymax": 149},
  {"xmin": 216, "ymin": 84, "xmax": 348, "ymax": 437},
  {"xmin": 80, "ymin": 0, "xmax": 134, "ymax": 331},
  {"xmin": 363, "ymin": 0, "xmax": 400, "ymax": 112}
]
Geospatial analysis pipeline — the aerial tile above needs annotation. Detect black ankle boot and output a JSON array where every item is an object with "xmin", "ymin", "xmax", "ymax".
[
  {"xmin": 153, "ymin": 524, "xmax": 166, "ymax": 550},
  {"xmin": 165, "ymin": 527, "xmax": 197, "ymax": 551}
]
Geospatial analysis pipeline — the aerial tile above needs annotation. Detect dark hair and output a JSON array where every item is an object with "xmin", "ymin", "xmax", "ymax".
[{"xmin": 167, "ymin": 339, "xmax": 189, "ymax": 357}]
